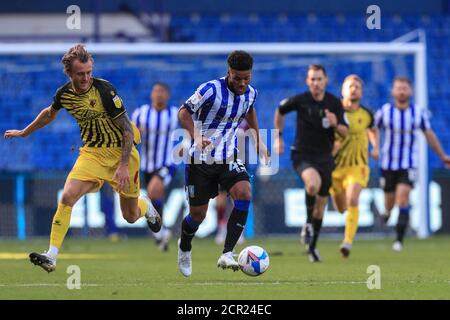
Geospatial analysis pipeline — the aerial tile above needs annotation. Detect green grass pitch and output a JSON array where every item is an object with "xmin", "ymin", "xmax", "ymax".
[{"xmin": 0, "ymin": 236, "xmax": 449, "ymax": 299}]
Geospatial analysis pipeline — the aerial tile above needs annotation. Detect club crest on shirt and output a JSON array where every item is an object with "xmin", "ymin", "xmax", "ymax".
[
  {"xmin": 189, "ymin": 92, "xmax": 202, "ymax": 106},
  {"xmin": 112, "ymin": 95, "xmax": 122, "ymax": 108},
  {"xmin": 90, "ymin": 99, "xmax": 96, "ymax": 108}
]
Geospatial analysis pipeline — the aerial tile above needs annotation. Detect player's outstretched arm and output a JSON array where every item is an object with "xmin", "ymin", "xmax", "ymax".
[
  {"xmin": 4, "ymin": 106, "xmax": 59, "ymax": 139},
  {"xmin": 273, "ymin": 109, "xmax": 285, "ymax": 154},
  {"xmin": 112, "ymin": 112, "xmax": 134, "ymax": 192},
  {"xmin": 424, "ymin": 129, "xmax": 450, "ymax": 168}
]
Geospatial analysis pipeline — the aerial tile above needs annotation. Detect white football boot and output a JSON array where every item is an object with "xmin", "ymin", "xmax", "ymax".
[
  {"xmin": 177, "ymin": 239, "xmax": 192, "ymax": 277},
  {"xmin": 217, "ymin": 252, "xmax": 239, "ymax": 271},
  {"xmin": 392, "ymin": 241, "xmax": 403, "ymax": 252}
]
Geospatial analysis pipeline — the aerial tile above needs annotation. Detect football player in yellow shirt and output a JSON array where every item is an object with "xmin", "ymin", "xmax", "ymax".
[
  {"xmin": 330, "ymin": 74, "xmax": 379, "ymax": 258},
  {"xmin": 4, "ymin": 44, "xmax": 161, "ymax": 272}
]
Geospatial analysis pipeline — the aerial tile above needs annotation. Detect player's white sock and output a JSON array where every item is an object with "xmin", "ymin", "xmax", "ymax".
[{"xmin": 47, "ymin": 245, "xmax": 59, "ymax": 258}]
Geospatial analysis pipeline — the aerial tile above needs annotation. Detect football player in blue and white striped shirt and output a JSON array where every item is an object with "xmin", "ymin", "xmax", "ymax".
[
  {"xmin": 375, "ymin": 76, "xmax": 450, "ymax": 251},
  {"xmin": 132, "ymin": 82, "xmax": 179, "ymax": 251},
  {"xmin": 177, "ymin": 50, "xmax": 270, "ymax": 277}
]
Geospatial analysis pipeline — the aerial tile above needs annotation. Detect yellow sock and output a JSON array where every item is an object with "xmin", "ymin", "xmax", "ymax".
[
  {"xmin": 344, "ymin": 206, "xmax": 359, "ymax": 245},
  {"xmin": 138, "ymin": 197, "xmax": 149, "ymax": 218},
  {"xmin": 49, "ymin": 203, "xmax": 72, "ymax": 249}
]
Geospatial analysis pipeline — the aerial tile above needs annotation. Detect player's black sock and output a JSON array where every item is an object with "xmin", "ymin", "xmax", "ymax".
[
  {"xmin": 305, "ymin": 193, "xmax": 315, "ymax": 224},
  {"xmin": 309, "ymin": 217, "xmax": 323, "ymax": 250},
  {"xmin": 223, "ymin": 200, "xmax": 250, "ymax": 253},
  {"xmin": 152, "ymin": 199, "xmax": 164, "ymax": 219},
  {"xmin": 396, "ymin": 207, "xmax": 410, "ymax": 243},
  {"xmin": 180, "ymin": 215, "xmax": 201, "ymax": 252}
]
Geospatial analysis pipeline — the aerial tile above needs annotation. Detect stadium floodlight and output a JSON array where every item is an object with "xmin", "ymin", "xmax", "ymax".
[{"xmin": 0, "ymin": 40, "xmax": 429, "ymax": 238}]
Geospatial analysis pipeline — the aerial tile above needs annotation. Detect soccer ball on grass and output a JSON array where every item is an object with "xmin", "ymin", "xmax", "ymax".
[{"xmin": 237, "ymin": 245, "xmax": 269, "ymax": 276}]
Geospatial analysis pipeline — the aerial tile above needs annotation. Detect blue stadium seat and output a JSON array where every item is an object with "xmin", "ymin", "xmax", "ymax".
[{"xmin": 1, "ymin": 14, "xmax": 449, "ymax": 172}]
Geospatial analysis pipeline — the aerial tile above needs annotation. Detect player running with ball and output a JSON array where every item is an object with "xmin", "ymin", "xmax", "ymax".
[{"xmin": 177, "ymin": 50, "xmax": 270, "ymax": 277}]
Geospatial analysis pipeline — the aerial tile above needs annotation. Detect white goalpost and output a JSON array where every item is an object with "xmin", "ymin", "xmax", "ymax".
[{"xmin": 0, "ymin": 41, "xmax": 430, "ymax": 238}]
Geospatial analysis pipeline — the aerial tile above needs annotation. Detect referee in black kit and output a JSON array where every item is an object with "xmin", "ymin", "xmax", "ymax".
[{"xmin": 273, "ymin": 64, "xmax": 348, "ymax": 262}]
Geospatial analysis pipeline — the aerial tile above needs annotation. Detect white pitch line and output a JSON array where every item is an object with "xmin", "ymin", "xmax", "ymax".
[
  {"xmin": 167, "ymin": 281, "xmax": 368, "ymax": 286},
  {"xmin": 1, "ymin": 280, "xmax": 449, "ymax": 288},
  {"xmin": 0, "ymin": 283, "xmax": 145, "ymax": 288},
  {"xmin": 168, "ymin": 280, "xmax": 450, "ymax": 286}
]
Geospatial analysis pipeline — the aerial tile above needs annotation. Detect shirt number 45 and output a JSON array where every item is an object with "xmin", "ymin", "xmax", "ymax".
[{"xmin": 229, "ymin": 160, "xmax": 247, "ymax": 173}]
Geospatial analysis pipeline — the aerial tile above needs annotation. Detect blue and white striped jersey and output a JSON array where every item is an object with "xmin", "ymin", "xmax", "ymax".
[
  {"xmin": 375, "ymin": 103, "xmax": 431, "ymax": 170},
  {"xmin": 132, "ymin": 104, "xmax": 179, "ymax": 173},
  {"xmin": 184, "ymin": 77, "xmax": 257, "ymax": 162}
]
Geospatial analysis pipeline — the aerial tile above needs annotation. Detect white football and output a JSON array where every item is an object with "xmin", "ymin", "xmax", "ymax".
[{"xmin": 238, "ymin": 245, "xmax": 270, "ymax": 276}]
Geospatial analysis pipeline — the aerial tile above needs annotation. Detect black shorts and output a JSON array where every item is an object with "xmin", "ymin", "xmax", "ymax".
[
  {"xmin": 143, "ymin": 166, "xmax": 176, "ymax": 187},
  {"xmin": 291, "ymin": 152, "xmax": 335, "ymax": 197},
  {"xmin": 380, "ymin": 169, "xmax": 416, "ymax": 192},
  {"xmin": 185, "ymin": 160, "xmax": 250, "ymax": 206}
]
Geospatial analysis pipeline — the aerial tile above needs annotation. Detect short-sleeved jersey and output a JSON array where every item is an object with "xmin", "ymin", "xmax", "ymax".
[
  {"xmin": 51, "ymin": 78, "xmax": 130, "ymax": 148},
  {"xmin": 132, "ymin": 104, "xmax": 179, "ymax": 173},
  {"xmin": 334, "ymin": 105, "xmax": 374, "ymax": 168},
  {"xmin": 278, "ymin": 91, "xmax": 348, "ymax": 161},
  {"xmin": 183, "ymin": 77, "xmax": 257, "ymax": 162},
  {"xmin": 375, "ymin": 102, "xmax": 431, "ymax": 170}
]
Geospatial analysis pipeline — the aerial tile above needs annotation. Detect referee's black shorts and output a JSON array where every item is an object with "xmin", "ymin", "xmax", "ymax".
[{"xmin": 291, "ymin": 151, "xmax": 335, "ymax": 197}]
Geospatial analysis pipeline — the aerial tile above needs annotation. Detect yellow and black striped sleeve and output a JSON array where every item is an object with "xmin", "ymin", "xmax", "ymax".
[
  {"xmin": 50, "ymin": 82, "xmax": 71, "ymax": 111},
  {"xmin": 361, "ymin": 105, "xmax": 375, "ymax": 128},
  {"xmin": 94, "ymin": 78, "xmax": 127, "ymax": 120}
]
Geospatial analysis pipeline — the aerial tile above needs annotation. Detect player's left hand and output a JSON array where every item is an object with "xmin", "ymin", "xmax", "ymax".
[
  {"xmin": 442, "ymin": 155, "xmax": 450, "ymax": 169},
  {"xmin": 4, "ymin": 129, "xmax": 26, "ymax": 139},
  {"xmin": 258, "ymin": 142, "xmax": 271, "ymax": 166},
  {"xmin": 113, "ymin": 164, "xmax": 130, "ymax": 193},
  {"xmin": 325, "ymin": 109, "xmax": 338, "ymax": 128}
]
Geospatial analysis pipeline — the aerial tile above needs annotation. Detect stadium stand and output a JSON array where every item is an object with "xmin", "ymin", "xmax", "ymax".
[{"xmin": 1, "ymin": 14, "xmax": 449, "ymax": 172}]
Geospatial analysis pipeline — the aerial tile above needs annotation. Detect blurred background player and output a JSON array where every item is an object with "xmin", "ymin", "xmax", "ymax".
[
  {"xmin": 330, "ymin": 74, "xmax": 379, "ymax": 258},
  {"xmin": 132, "ymin": 82, "xmax": 179, "ymax": 252},
  {"xmin": 375, "ymin": 76, "xmax": 450, "ymax": 252},
  {"xmin": 3, "ymin": 44, "xmax": 161, "ymax": 272},
  {"xmin": 101, "ymin": 184, "xmax": 121, "ymax": 242},
  {"xmin": 215, "ymin": 119, "xmax": 250, "ymax": 245},
  {"xmin": 274, "ymin": 64, "xmax": 348, "ymax": 262},
  {"xmin": 177, "ymin": 50, "xmax": 270, "ymax": 277}
]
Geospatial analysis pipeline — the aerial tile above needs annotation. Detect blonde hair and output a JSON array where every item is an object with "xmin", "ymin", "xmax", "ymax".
[
  {"xmin": 343, "ymin": 74, "xmax": 364, "ymax": 86},
  {"xmin": 61, "ymin": 44, "xmax": 93, "ymax": 75}
]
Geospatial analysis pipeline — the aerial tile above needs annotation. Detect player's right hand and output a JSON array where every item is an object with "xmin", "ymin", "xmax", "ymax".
[
  {"xmin": 371, "ymin": 148, "xmax": 380, "ymax": 160},
  {"xmin": 201, "ymin": 139, "xmax": 211, "ymax": 149},
  {"xmin": 4, "ymin": 129, "xmax": 26, "ymax": 139},
  {"xmin": 324, "ymin": 109, "xmax": 338, "ymax": 128},
  {"xmin": 194, "ymin": 137, "xmax": 211, "ymax": 151},
  {"xmin": 442, "ymin": 154, "xmax": 450, "ymax": 169},
  {"xmin": 273, "ymin": 138, "xmax": 284, "ymax": 154}
]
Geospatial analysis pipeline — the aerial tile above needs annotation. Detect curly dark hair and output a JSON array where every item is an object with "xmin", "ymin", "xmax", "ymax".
[{"xmin": 227, "ymin": 50, "xmax": 253, "ymax": 71}]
